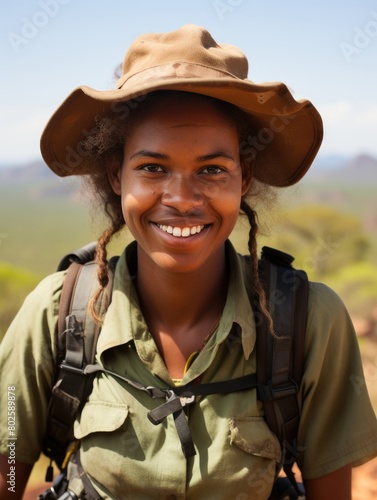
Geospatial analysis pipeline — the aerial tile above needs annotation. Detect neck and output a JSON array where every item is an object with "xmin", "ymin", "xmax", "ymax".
[
  {"xmin": 135, "ymin": 245, "xmax": 228, "ymax": 331},
  {"xmin": 134, "ymin": 244, "xmax": 229, "ymax": 378}
]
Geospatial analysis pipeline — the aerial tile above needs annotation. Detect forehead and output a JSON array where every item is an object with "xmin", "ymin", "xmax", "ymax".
[{"xmin": 126, "ymin": 93, "xmax": 239, "ymax": 137}]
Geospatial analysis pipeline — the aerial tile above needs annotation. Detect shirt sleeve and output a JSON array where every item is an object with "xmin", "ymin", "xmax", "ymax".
[
  {"xmin": 0, "ymin": 272, "xmax": 64, "ymax": 464},
  {"xmin": 297, "ymin": 282, "xmax": 377, "ymax": 479}
]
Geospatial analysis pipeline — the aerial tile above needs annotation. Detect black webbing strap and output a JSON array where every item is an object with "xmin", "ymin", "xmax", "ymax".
[
  {"xmin": 257, "ymin": 246, "xmax": 308, "ymax": 496},
  {"xmin": 75, "ymin": 450, "xmax": 104, "ymax": 500},
  {"xmin": 73, "ymin": 362, "xmax": 260, "ymax": 459},
  {"xmin": 44, "ymin": 262, "xmax": 86, "ymax": 468},
  {"xmin": 83, "ymin": 362, "xmax": 259, "ymax": 398}
]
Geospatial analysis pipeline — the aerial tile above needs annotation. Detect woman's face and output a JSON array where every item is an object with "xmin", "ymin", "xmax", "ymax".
[{"xmin": 109, "ymin": 93, "xmax": 251, "ymax": 274}]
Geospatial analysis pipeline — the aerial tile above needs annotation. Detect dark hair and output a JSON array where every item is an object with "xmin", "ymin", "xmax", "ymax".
[{"xmin": 82, "ymin": 90, "xmax": 274, "ymax": 331}]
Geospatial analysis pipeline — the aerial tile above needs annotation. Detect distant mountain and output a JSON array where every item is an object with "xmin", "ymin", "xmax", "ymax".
[
  {"xmin": 0, "ymin": 158, "xmax": 55, "ymax": 182},
  {"xmin": 0, "ymin": 158, "xmax": 77, "ymax": 200},
  {"xmin": 342, "ymin": 154, "xmax": 377, "ymax": 179},
  {"xmin": 305, "ymin": 153, "xmax": 377, "ymax": 184},
  {"xmin": 311, "ymin": 154, "xmax": 350, "ymax": 170}
]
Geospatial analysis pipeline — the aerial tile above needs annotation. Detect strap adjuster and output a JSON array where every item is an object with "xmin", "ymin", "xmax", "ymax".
[
  {"xmin": 258, "ymin": 378, "xmax": 298, "ymax": 402},
  {"xmin": 147, "ymin": 391, "xmax": 182, "ymax": 425}
]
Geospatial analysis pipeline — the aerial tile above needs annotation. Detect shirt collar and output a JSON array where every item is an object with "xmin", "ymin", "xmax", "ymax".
[
  {"xmin": 97, "ymin": 240, "xmax": 256, "ymax": 360},
  {"xmin": 215, "ymin": 240, "xmax": 256, "ymax": 359}
]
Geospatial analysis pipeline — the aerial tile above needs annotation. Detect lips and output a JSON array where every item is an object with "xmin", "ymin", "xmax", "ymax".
[{"xmin": 156, "ymin": 224, "xmax": 205, "ymax": 237}]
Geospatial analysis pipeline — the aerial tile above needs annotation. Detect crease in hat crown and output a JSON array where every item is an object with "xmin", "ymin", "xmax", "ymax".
[{"xmin": 116, "ymin": 24, "xmax": 249, "ymax": 90}]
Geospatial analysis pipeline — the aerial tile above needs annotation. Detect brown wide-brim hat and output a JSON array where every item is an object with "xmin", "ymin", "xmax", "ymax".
[{"xmin": 40, "ymin": 24, "xmax": 323, "ymax": 187}]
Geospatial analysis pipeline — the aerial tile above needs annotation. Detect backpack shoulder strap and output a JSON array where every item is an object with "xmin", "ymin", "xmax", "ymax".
[
  {"xmin": 43, "ymin": 243, "xmax": 118, "ymax": 472},
  {"xmin": 57, "ymin": 241, "xmax": 98, "ymax": 272},
  {"xmin": 256, "ymin": 246, "xmax": 309, "ymax": 494}
]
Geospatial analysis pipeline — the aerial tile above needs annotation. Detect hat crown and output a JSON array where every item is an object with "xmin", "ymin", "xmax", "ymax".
[{"xmin": 120, "ymin": 24, "xmax": 249, "ymax": 84}]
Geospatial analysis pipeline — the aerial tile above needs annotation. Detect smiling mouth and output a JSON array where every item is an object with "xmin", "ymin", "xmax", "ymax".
[{"xmin": 156, "ymin": 224, "xmax": 205, "ymax": 237}]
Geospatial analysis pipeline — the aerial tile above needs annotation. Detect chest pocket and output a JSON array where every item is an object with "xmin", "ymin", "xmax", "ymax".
[
  {"xmin": 74, "ymin": 401, "xmax": 129, "ymax": 439},
  {"xmin": 228, "ymin": 416, "xmax": 282, "ymax": 497},
  {"xmin": 229, "ymin": 416, "xmax": 281, "ymax": 461}
]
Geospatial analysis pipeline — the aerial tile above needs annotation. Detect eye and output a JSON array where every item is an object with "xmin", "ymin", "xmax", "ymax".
[
  {"xmin": 201, "ymin": 166, "xmax": 225, "ymax": 175},
  {"xmin": 139, "ymin": 164, "xmax": 165, "ymax": 173}
]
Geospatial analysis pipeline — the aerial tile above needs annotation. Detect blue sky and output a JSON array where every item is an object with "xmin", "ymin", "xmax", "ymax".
[{"xmin": 1, "ymin": 0, "xmax": 377, "ymax": 165}]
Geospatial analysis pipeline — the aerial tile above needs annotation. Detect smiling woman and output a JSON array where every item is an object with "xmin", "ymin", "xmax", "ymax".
[
  {"xmin": 1, "ymin": 24, "xmax": 377, "ymax": 500},
  {"xmin": 82, "ymin": 90, "xmax": 269, "ymax": 320}
]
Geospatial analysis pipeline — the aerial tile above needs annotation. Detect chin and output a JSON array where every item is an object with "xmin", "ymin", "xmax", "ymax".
[{"xmin": 150, "ymin": 251, "xmax": 208, "ymax": 275}]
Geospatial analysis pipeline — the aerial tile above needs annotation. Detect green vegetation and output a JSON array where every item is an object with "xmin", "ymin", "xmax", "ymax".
[
  {"xmin": 0, "ymin": 262, "xmax": 40, "ymax": 341},
  {"xmin": 325, "ymin": 262, "xmax": 377, "ymax": 318},
  {"xmin": 0, "ymin": 184, "xmax": 95, "ymax": 275}
]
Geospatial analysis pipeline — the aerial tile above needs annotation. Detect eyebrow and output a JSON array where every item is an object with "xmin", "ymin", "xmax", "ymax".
[
  {"xmin": 129, "ymin": 150, "xmax": 236, "ymax": 162},
  {"xmin": 129, "ymin": 150, "xmax": 169, "ymax": 161},
  {"xmin": 197, "ymin": 152, "xmax": 236, "ymax": 162}
]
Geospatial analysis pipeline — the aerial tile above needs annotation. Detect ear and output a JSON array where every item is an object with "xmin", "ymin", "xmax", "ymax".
[
  {"xmin": 241, "ymin": 166, "xmax": 253, "ymax": 196},
  {"xmin": 107, "ymin": 159, "xmax": 122, "ymax": 195}
]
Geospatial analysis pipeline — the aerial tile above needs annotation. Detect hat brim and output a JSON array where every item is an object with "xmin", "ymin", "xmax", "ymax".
[{"xmin": 40, "ymin": 76, "xmax": 323, "ymax": 187}]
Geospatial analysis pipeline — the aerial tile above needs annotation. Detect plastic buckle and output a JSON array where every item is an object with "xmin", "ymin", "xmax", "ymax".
[
  {"xmin": 179, "ymin": 395, "xmax": 195, "ymax": 407},
  {"xmin": 162, "ymin": 389, "xmax": 195, "ymax": 407}
]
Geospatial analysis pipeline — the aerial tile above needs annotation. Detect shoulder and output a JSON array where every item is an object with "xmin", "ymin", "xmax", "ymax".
[
  {"xmin": 24, "ymin": 270, "xmax": 66, "ymax": 304},
  {"xmin": 306, "ymin": 281, "xmax": 353, "ymax": 337},
  {"xmin": 0, "ymin": 271, "xmax": 67, "ymax": 463},
  {"xmin": 1, "ymin": 271, "xmax": 67, "ymax": 355},
  {"xmin": 308, "ymin": 281, "xmax": 346, "ymax": 310},
  {"xmin": 18, "ymin": 270, "xmax": 66, "ymax": 321},
  {"xmin": 302, "ymin": 280, "xmax": 361, "ymax": 401}
]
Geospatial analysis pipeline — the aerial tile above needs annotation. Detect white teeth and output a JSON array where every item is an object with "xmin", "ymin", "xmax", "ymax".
[{"xmin": 157, "ymin": 224, "xmax": 205, "ymax": 237}]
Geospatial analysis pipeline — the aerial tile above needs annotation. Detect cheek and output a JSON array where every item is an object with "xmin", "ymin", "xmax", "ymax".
[
  {"xmin": 120, "ymin": 189, "xmax": 157, "ymax": 228},
  {"xmin": 211, "ymin": 186, "xmax": 243, "ymax": 227},
  {"xmin": 214, "ymin": 175, "xmax": 243, "ymax": 210},
  {"xmin": 121, "ymin": 192, "xmax": 140, "ymax": 223},
  {"xmin": 204, "ymin": 170, "xmax": 243, "ymax": 201}
]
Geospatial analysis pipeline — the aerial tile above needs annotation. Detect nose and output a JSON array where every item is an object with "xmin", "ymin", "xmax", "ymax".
[{"xmin": 161, "ymin": 174, "xmax": 205, "ymax": 213}]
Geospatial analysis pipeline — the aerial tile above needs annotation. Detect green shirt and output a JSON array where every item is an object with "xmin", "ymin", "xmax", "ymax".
[{"xmin": 1, "ymin": 241, "xmax": 377, "ymax": 499}]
